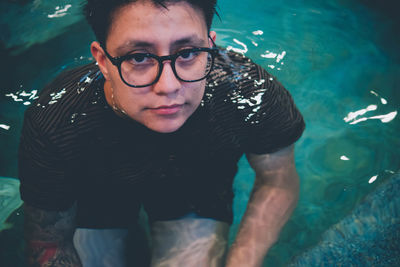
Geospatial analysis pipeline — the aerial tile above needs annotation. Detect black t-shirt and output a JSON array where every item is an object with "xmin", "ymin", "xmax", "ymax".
[{"xmin": 18, "ymin": 49, "xmax": 305, "ymax": 228}]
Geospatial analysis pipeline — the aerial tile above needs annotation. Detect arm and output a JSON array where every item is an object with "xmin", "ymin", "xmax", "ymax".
[
  {"xmin": 24, "ymin": 203, "xmax": 82, "ymax": 267},
  {"xmin": 225, "ymin": 145, "xmax": 300, "ymax": 267}
]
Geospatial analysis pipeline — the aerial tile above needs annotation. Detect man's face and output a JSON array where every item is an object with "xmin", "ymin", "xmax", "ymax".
[{"xmin": 93, "ymin": 1, "xmax": 216, "ymax": 133}]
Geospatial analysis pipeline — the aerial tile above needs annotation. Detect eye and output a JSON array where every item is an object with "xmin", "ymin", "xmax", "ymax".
[
  {"xmin": 125, "ymin": 53, "xmax": 154, "ymax": 65},
  {"xmin": 178, "ymin": 49, "xmax": 199, "ymax": 61},
  {"xmin": 131, "ymin": 54, "xmax": 147, "ymax": 63}
]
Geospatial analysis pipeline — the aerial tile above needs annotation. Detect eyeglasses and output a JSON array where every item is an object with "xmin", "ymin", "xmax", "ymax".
[{"xmin": 102, "ymin": 41, "xmax": 219, "ymax": 88}]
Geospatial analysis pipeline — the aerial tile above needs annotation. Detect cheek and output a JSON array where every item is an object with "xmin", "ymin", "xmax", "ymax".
[
  {"xmin": 111, "ymin": 81, "xmax": 143, "ymax": 113},
  {"xmin": 109, "ymin": 69, "xmax": 124, "ymax": 90},
  {"xmin": 190, "ymin": 82, "xmax": 206, "ymax": 103}
]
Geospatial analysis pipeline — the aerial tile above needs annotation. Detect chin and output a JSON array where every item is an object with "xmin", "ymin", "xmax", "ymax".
[{"xmin": 146, "ymin": 119, "xmax": 186, "ymax": 133}]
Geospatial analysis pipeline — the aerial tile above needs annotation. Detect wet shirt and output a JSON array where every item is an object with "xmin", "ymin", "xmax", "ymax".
[{"xmin": 18, "ymin": 49, "xmax": 305, "ymax": 228}]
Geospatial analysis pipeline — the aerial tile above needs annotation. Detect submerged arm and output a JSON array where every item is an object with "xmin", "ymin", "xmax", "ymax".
[
  {"xmin": 24, "ymin": 203, "xmax": 82, "ymax": 267},
  {"xmin": 225, "ymin": 145, "xmax": 300, "ymax": 267}
]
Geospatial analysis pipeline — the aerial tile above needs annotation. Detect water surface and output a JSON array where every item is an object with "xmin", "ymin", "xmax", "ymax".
[{"xmin": 0, "ymin": 0, "xmax": 399, "ymax": 266}]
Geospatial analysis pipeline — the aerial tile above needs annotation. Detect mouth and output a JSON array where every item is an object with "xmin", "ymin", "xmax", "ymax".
[{"xmin": 148, "ymin": 104, "xmax": 184, "ymax": 115}]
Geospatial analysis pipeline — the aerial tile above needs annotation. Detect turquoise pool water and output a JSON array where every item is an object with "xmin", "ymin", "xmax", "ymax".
[{"xmin": 0, "ymin": 0, "xmax": 399, "ymax": 266}]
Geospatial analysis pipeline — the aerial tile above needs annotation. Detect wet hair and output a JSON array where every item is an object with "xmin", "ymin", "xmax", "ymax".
[{"xmin": 84, "ymin": 0, "xmax": 218, "ymax": 47}]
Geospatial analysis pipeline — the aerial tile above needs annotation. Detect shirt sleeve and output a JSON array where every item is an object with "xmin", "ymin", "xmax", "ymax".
[
  {"xmin": 18, "ymin": 90, "xmax": 77, "ymax": 212},
  {"xmin": 226, "ymin": 52, "xmax": 306, "ymax": 154}
]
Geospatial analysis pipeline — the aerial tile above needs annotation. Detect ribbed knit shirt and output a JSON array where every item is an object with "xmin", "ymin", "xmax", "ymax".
[{"xmin": 18, "ymin": 49, "xmax": 305, "ymax": 228}]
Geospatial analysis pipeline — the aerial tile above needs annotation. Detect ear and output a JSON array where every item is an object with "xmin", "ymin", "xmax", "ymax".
[
  {"xmin": 208, "ymin": 31, "xmax": 217, "ymax": 47},
  {"xmin": 90, "ymin": 41, "xmax": 110, "ymax": 81}
]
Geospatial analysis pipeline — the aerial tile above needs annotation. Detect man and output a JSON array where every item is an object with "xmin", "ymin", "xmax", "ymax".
[{"xmin": 18, "ymin": 0, "xmax": 305, "ymax": 266}]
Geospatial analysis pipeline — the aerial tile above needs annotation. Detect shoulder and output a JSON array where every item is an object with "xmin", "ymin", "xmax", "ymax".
[
  {"xmin": 23, "ymin": 62, "xmax": 103, "ymax": 136},
  {"xmin": 204, "ymin": 49, "xmax": 305, "ymax": 154},
  {"xmin": 205, "ymin": 48, "xmax": 292, "ymax": 124},
  {"xmin": 206, "ymin": 48, "xmax": 282, "ymax": 111},
  {"xmin": 209, "ymin": 48, "xmax": 271, "ymax": 84}
]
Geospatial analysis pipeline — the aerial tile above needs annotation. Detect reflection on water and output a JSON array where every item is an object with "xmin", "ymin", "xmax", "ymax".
[
  {"xmin": 368, "ymin": 175, "xmax": 378, "ymax": 184},
  {"xmin": 343, "ymin": 91, "xmax": 398, "ymax": 124},
  {"xmin": 0, "ymin": 124, "xmax": 10, "ymax": 131},
  {"xmin": 350, "ymin": 111, "xmax": 397, "ymax": 124},
  {"xmin": 5, "ymin": 89, "xmax": 39, "ymax": 106},
  {"xmin": 47, "ymin": 4, "xmax": 73, "ymax": 19}
]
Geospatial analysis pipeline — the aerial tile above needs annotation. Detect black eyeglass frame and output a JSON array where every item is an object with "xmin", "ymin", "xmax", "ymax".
[{"xmin": 102, "ymin": 38, "xmax": 219, "ymax": 88}]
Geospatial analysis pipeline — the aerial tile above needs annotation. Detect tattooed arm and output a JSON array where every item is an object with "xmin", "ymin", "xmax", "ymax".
[{"xmin": 24, "ymin": 203, "xmax": 82, "ymax": 267}]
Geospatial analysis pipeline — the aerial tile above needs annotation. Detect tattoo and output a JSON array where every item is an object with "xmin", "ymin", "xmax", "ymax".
[
  {"xmin": 24, "ymin": 204, "xmax": 82, "ymax": 267},
  {"xmin": 28, "ymin": 241, "xmax": 58, "ymax": 265}
]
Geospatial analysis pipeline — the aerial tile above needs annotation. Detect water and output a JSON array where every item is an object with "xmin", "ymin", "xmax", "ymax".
[{"xmin": 0, "ymin": 0, "xmax": 399, "ymax": 266}]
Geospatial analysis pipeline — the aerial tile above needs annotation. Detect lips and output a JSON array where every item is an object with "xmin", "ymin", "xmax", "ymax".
[{"xmin": 149, "ymin": 104, "xmax": 184, "ymax": 115}]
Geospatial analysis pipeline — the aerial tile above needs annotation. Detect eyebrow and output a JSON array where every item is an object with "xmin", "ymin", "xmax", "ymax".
[{"xmin": 115, "ymin": 35, "xmax": 207, "ymax": 55}]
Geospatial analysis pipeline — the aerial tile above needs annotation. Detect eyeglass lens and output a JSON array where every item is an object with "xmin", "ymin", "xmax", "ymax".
[{"xmin": 120, "ymin": 50, "xmax": 213, "ymax": 87}]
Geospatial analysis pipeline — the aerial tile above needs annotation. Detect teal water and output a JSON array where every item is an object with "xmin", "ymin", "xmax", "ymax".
[{"xmin": 0, "ymin": 0, "xmax": 399, "ymax": 266}]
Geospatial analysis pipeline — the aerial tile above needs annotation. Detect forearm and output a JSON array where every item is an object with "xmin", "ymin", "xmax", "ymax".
[
  {"xmin": 24, "ymin": 204, "xmax": 82, "ymax": 267},
  {"xmin": 226, "ymin": 160, "xmax": 299, "ymax": 267}
]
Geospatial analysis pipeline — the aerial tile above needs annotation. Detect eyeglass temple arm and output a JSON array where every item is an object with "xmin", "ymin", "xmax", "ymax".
[
  {"xmin": 101, "ymin": 46, "xmax": 119, "ymax": 66},
  {"xmin": 208, "ymin": 35, "xmax": 217, "ymax": 48}
]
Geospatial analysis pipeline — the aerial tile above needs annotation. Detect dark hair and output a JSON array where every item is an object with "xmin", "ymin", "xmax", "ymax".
[{"xmin": 84, "ymin": 0, "xmax": 218, "ymax": 47}]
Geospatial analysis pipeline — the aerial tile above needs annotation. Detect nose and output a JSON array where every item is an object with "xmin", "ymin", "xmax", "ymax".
[{"xmin": 152, "ymin": 61, "xmax": 181, "ymax": 95}]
